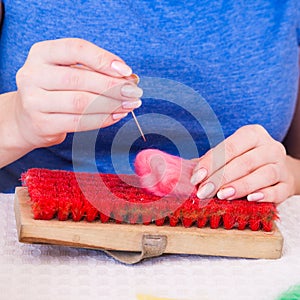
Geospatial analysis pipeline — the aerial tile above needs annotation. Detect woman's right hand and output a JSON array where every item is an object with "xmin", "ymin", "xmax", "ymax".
[{"xmin": 14, "ymin": 38, "xmax": 143, "ymax": 149}]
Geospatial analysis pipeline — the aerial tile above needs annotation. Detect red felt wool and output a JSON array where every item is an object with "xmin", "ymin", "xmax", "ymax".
[
  {"xmin": 21, "ymin": 168, "xmax": 279, "ymax": 231},
  {"xmin": 134, "ymin": 149, "xmax": 197, "ymax": 198}
]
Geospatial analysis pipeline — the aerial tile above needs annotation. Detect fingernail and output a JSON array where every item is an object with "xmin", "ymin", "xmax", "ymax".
[
  {"xmin": 112, "ymin": 112, "xmax": 128, "ymax": 120},
  {"xmin": 111, "ymin": 61, "xmax": 132, "ymax": 77},
  {"xmin": 247, "ymin": 192, "xmax": 264, "ymax": 202},
  {"xmin": 122, "ymin": 100, "xmax": 142, "ymax": 109},
  {"xmin": 121, "ymin": 84, "xmax": 143, "ymax": 98},
  {"xmin": 197, "ymin": 182, "xmax": 215, "ymax": 199},
  {"xmin": 217, "ymin": 187, "xmax": 236, "ymax": 200},
  {"xmin": 190, "ymin": 168, "xmax": 207, "ymax": 185}
]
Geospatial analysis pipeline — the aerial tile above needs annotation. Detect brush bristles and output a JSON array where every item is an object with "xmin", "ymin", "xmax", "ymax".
[{"xmin": 21, "ymin": 168, "xmax": 278, "ymax": 232}]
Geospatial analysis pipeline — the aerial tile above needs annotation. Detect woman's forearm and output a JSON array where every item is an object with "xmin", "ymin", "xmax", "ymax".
[{"xmin": 0, "ymin": 92, "xmax": 34, "ymax": 168}]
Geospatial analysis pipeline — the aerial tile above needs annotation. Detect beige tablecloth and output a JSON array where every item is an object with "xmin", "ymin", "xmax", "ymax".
[{"xmin": 0, "ymin": 192, "xmax": 300, "ymax": 300}]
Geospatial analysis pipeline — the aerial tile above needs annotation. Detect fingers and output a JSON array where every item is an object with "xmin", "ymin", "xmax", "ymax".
[
  {"xmin": 15, "ymin": 38, "xmax": 142, "ymax": 149},
  {"xmin": 22, "ymin": 64, "xmax": 143, "ymax": 99},
  {"xmin": 192, "ymin": 144, "xmax": 285, "ymax": 188},
  {"xmin": 27, "ymin": 110, "xmax": 129, "ymax": 135},
  {"xmin": 196, "ymin": 160, "xmax": 289, "ymax": 203},
  {"xmin": 193, "ymin": 125, "xmax": 272, "ymax": 177},
  {"xmin": 191, "ymin": 125, "xmax": 290, "ymax": 204},
  {"xmin": 217, "ymin": 163, "xmax": 284, "ymax": 199},
  {"xmin": 248, "ymin": 182, "xmax": 290, "ymax": 204},
  {"xmin": 191, "ymin": 136, "xmax": 284, "ymax": 189},
  {"xmin": 33, "ymin": 90, "xmax": 141, "ymax": 114},
  {"xmin": 17, "ymin": 62, "xmax": 143, "ymax": 119},
  {"xmin": 27, "ymin": 38, "xmax": 132, "ymax": 77}
]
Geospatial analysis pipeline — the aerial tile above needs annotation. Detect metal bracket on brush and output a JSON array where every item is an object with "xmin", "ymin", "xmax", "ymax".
[{"xmin": 103, "ymin": 234, "xmax": 168, "ymax": 264}]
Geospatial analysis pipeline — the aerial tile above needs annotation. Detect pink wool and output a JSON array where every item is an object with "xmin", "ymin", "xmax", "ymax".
[{"xmin": 134, "ymin": 149, "xmax": 197, "ymax": 198}]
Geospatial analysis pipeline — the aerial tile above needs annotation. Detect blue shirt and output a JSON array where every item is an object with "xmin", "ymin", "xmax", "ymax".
[{"xmin": 0, "ymin": 0, "xmax": 299, "ymax": 192}]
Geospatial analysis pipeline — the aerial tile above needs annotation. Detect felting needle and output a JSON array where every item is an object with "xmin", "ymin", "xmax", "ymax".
[
  {"xmin": 131, "ymin": 110, "xmax": 146, "ymax": 142},
  {"xmin": 125, "ymin": 73, "xmax": 146, "ymax": 142}
]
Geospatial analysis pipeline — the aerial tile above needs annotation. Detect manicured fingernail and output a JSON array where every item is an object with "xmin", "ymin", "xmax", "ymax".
[
  {"xmin": 121, "ymin": 84, "xmax": 143, "ymax": 98},
  {"xmin": 197, "ymin": 182, "xmax": 215, "ymax": 199},
  {"xmin": 111, "ymin": 61, "xmax": 132, "ymax": 77},
  {"xmin": 190, "ymin": 168, "xmax": 207, "ymax": 185},
  {"xmin": 247, "ymin": 192, "xmax": 264, "ymax": 202},
  {"xmin": 122, "ymin": 100, "xmax": 142, "ymax": 109},
  {"xmin": 112, "ymin": 112, "xmax": 128, "ymax": 120},
  {"xmin": 217, "ymin": 187, "xmax": 236, "ymax": 200}
]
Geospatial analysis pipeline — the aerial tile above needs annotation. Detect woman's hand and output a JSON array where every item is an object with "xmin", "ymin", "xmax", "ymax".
[
  {"xmin": 190, "ymin": 124, "xmax": 296, "ymax": 204},
  {"xmin": 14, "ymin": 38, "xmax": 143, "ymax": 149}
]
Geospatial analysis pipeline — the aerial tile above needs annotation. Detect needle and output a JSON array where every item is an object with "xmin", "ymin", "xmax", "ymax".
[
  {"xmin": 131, "ymin": 111, "xmax": 146, "ymax": 142},
  {"xmin": 125, "ymin": 73, "xmax": 146, "ymax": 142}
]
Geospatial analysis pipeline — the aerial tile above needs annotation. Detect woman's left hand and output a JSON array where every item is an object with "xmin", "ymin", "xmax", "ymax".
[{"xmin": 190, "ymin": 124, "xmax": 295, "ymax": 204}]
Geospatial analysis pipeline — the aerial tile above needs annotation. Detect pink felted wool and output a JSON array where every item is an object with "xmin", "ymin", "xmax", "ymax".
[{"xmin": 134, "ymin": 149, "xmax": 197, "ymax": 198}]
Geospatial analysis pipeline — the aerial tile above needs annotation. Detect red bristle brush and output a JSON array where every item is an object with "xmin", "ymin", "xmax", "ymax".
[{"xmin": 21, "ymin": 150, "xmax": 278, "ymax": 232}]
